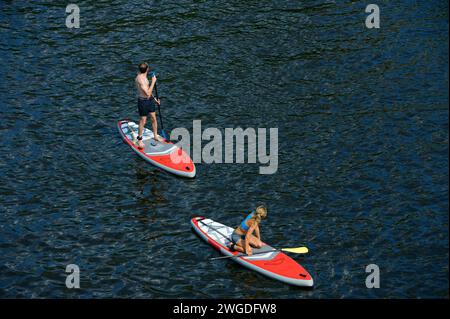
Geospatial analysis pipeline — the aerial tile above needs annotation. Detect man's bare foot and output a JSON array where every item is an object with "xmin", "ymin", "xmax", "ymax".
[
  {"xmin": 154, "ymin": 135, "xmax": 164, "ymax": 142},
  {"xmin": 136, "ymin": 140, "xmax": 145, "ymax": 149}
]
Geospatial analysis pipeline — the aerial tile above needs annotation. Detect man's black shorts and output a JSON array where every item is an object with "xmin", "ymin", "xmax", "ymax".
[{"xmin": 137, "ymin": 97, "xmax": 156, "ymax": 116}]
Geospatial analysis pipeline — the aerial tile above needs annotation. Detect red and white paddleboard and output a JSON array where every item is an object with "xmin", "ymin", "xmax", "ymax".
[
  {"xmin": 117, "ymin": 119, "xmax": 196, "ymax": 178},
  {"xmin": 191, "ymin": 216, "xmax": 314, "ymax": 287}
]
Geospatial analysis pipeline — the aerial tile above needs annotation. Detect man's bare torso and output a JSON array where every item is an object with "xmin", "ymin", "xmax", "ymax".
[{"xmin": 135, "ymin": 73, "xmax": 150, "ymax": 98}]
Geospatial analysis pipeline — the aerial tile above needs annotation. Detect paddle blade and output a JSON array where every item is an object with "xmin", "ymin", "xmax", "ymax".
[{"xmin": 281, "ymin": 247, "xmax": 308, "ymax": 254}]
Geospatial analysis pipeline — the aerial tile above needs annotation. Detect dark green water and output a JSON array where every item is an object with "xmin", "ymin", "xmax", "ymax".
[{"xmin": 0, "ymin": 1, "xmax": 448, "ymax": 298}]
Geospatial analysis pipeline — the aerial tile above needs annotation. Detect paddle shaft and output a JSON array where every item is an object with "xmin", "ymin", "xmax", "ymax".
[
  {"xmin": 211, "ymin": 247, "xmax": 287, "ymax": 260},
  {"xmin": 197, "ymin": 218, "xmax": 277, "ymax": 259},
  {"xmin": 197, "ymin": 218, "xmax": 308, "ymax": 261},
  {"xmin": 153, "ymin": 81, "xmax": 167, "ymax": 139}
]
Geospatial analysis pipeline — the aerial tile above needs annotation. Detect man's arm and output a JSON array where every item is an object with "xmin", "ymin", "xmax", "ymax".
[
  {"xmin": 148, "ymin": 75, "xmax": 156, "ymax": 98},
  {"xmin": 138, "ymin": 81, "xmax": 151, "ymax": 98},
  {"xmin": 137, "ymin": 75, "xmax": 156, "ymax": 98}
]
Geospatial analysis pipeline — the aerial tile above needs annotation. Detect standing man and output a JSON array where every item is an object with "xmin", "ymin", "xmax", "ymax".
[{"xmin": 135, "ymin": 62, "xmax": 162, "ymax": 149}]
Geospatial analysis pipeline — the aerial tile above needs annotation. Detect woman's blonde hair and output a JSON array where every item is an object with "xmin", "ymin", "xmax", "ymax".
[{"xmin": 254, "ymin": 205, "xmax": 267, "ymax": 223}]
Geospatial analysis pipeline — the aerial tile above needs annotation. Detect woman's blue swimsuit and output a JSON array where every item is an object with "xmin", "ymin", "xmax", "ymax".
[{"xmin": 231, "ymin": 212, "xmax": 254, "ymax": 244}]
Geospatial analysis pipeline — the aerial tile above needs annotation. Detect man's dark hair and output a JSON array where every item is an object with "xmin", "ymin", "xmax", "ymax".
[{"xmin": 139, "ymin": 62, "xmax": 149, "ymax": 73}]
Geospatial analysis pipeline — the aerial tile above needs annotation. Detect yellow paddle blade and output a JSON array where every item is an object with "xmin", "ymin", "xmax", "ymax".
[{"xmin": 281, "ymin": 247, "xmax": 308, "ymax": 254}]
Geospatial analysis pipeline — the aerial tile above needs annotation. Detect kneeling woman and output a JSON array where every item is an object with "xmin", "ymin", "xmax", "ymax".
[{"xmin": 230, "ymin": 206, "xmax": 267, "ymax": 256}]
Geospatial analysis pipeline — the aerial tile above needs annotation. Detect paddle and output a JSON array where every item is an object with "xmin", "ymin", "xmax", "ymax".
[
  {"xmin": 196, "ymin": 218, "xmax": 310, "ymax": 261},
  {"xmin": 210, "ymin": 246, "xmax": 309, "ymax": 261},
  {"xmin": 152, "ymin": 74, "xmax": 168, "ymax": 140}
]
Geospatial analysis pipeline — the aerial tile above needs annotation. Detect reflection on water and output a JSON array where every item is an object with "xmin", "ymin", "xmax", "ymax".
[{"xmin": 0, "ymin": 0, "xmax": 448, "ymax": 298}]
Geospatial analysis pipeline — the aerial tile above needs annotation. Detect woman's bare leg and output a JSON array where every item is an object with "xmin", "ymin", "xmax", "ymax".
[
  {"xmin": 233, "ymin": 239, "xmax": 245, "ymax": 253},
  {"xmin": 247, "ymin": 234, "xmax": 263, "ymax": 248}
]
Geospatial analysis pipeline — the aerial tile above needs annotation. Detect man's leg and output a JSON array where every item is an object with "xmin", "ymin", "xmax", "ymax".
[
  {"xmin": 137, "ymin": 116, "xmax": 147, "ymax": 149},
  {"xmin": 150, "ymin": 112, "xmax": 162, "ymax": 142}
]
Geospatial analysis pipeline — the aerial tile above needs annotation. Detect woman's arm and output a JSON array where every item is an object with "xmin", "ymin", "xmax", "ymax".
[
  {"xmin": 245, "ymin": 223, "xmax": 257, "ymax": 255},
  {"xmin": 255, "ymin": 224, "xmax": 261, "ymax": 240}
]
